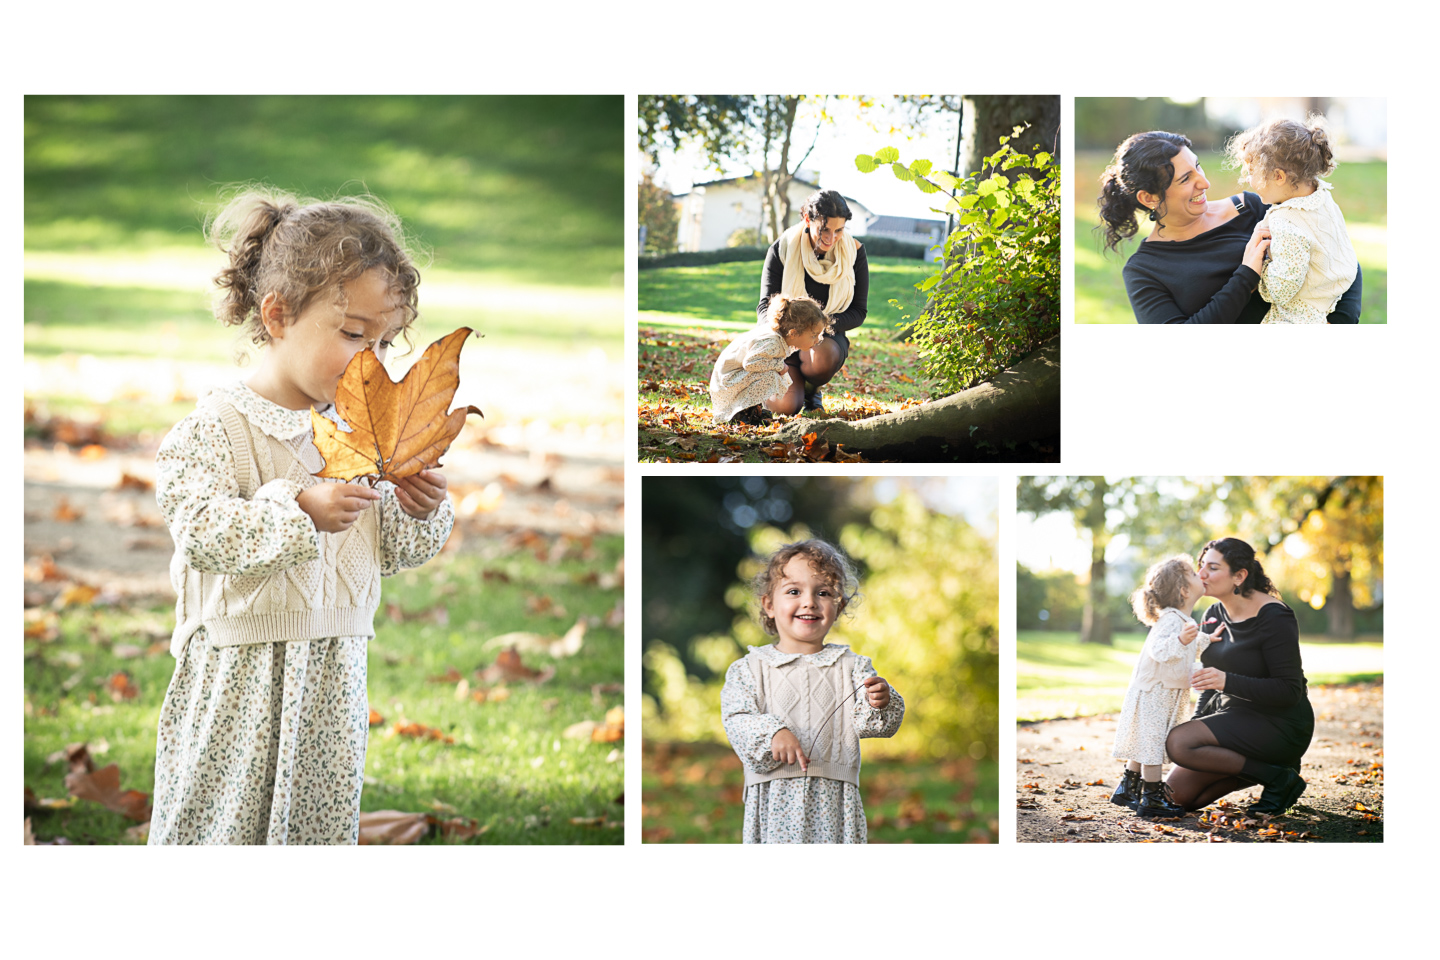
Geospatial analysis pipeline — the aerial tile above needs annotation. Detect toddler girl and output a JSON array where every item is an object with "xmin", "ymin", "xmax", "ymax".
[
  {"xmin": 1227, "ymin": 116, "xmax": 1358, "ymax": 324},
  {"xmin": 709, "ymin": 295, "xmax": 830, "ymax": 426},
  {"xmin": 149, "ymin": 190, "xmax": 456, "ymax": 844},
  {"xmin": 721, "ymin": 538, "xmax": 904, "ymax": 843},
  {"xmin": 1110, "ymin": 556, "xmax": 1225, "ymax": 818}
]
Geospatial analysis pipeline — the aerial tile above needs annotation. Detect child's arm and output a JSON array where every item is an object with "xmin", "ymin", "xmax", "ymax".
[
  {"xmin": 157, "ymin": 412, "xmax": 322, "ymax": 577},
  {"xmin": 721, "ymin": 658, "xmax": 791, "ymax": 774},
  {"xmin": 1144, "ymin": 613, "xmax": 1197, "ymax": 663},
  {"xmin": 851, "ymin": 655, "xmax": 904, "ymax": 739},
  {"xmin": 377, "ymin": 469, "xmax": 456, "ymax": 575},
  {"xmin": 1256, "ymin": 215, "xmax": 1311, "ymax": 308}
]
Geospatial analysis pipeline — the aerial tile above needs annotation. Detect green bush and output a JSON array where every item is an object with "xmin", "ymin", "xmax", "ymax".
[
  {"xmin": 857, "ymin": 131, "xmax": 1060, "ymax": 395},
  {"xmin": 853, "ymin": 235, "xmax": 929, "ymax": 259}
]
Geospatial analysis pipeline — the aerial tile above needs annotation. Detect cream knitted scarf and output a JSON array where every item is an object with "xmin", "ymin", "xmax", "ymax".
[{"xmin": 778, "ymin": 221, "xmax": 857, "ymax": 317}]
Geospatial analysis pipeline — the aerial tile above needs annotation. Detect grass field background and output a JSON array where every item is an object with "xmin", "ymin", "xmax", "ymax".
[{"xmin": 1017, "ymin": 629, "xmax": 1384, "ymax": 721}]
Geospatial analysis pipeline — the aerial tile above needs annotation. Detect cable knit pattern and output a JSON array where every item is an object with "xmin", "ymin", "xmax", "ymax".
[
  {"xmin": 1111, "ymin": 609, "xmax": 1212, "ymax": 767},
  {"xmin": 722, "ymin": 644, "xmax": 904, "ymax": 843},
  {"xmin": 1258, "ymin": 181, "xmax": 1358, "ymax": 324},
  {"xmin": 709, "ymin": 325, "xmax": 794, "ymax": 422},
  {"xmin": 149, "ymin": 382, "xmax": 453, "ymax": 845}
]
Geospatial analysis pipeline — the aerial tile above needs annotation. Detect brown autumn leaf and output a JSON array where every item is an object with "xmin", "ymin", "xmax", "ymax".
[
  {"xmin": 53, "ymin": 497, "xmax": 84, "ymax": 522},
  {"xmin": 65, "ymin": 763, "xmax": 152, "ymax": 822},
  {"xmin": 390, "ymin": 721, "xmax": 455, "ymax": 744},
  {"xmin": 477, "ymin": 647, "xmax": 556, "ymax": 684},
  {"xmin": 312, "ymin": 327, "xmax": 483, "ymax": 484},
  {"xmin": 106, "ymin": 672, "xmax": 140, "ymax": 701},
  {"xmin": 358, "ymin": 810, "xmax": 429, "ymax": 845}
]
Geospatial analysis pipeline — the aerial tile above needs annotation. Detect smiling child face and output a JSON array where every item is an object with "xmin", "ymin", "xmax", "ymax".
[{"xmin": 763, "ymin": 554, "xmax": 842, "ymax": 649}]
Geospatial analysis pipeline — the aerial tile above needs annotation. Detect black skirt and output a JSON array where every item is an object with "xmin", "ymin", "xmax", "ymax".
[{"xmin": 1195, "ymin": 693, "xmax": 1314, "ymax": 768}]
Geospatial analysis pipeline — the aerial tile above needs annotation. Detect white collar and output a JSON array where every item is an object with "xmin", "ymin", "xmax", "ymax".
[{"xmin": 749, "ymin": 642, "xmax": 850, "ymax": 667}]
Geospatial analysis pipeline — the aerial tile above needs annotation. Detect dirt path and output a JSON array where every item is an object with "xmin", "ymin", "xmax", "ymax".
[{"xmin": 1016, "ymin": 682, "xmax": 1383, "ymax": 843}]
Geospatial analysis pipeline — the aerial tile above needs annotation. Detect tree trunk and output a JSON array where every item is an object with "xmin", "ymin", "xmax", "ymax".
[
  {"xmin": 962, "ymin": 94, "xmax": 1060, "ymax": 183},
  {"xmin": 772, "ymin": 340, "xmax": 1058, "ymax": 460},
  {"xmin": 1080, "ymin": 549, "xmax": 1112, "ymax": 645},
  {"xmin": 1327, "ymin": 568, "xmax": 1356, "ymax": 638},
  {"xmin": 767, "ymin": 97, "xmax": 799, "ymax": 238}
]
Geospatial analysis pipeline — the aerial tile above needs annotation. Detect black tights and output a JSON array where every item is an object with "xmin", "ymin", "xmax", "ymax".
[
  {"xmin": 767, "ymin": 338, "xmax": 847, "ymax": 415},
  {"xmin": 1164, "ymin": 719, "xmax": 1250, "ymax": 811}
]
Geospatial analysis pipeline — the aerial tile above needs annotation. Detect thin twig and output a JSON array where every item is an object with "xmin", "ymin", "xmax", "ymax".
[{"xmin": 803, "ymin": 681, "xmax": 871, "ymax": 777}]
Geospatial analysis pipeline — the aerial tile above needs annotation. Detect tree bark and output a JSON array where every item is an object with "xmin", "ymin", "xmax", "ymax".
[
  {"xmin": 962, "ymin": 94, "xmax": 1060, "ymax": 182},
  {"xmin": 772, "ymin": 340, "xmax": 1059, "ymax": 459},
  {"xmin": 1327, "ymin": 568, "xmax": 1356, "ymax": 638}
]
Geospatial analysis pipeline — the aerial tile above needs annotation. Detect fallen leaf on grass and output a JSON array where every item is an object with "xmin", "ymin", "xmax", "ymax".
[
  {"xmin": 368, "ymin": 707, "xmax": 385, "ymax": 727},
  {"xmin": 358, "ymin": 810, "xmax": 429, "ymax": 845},
  {"xmin": 56, "ymin": 583, "xmax": 100, "ymax": 607},
  {"xmin": 470, "ymin": 685, "xmax": 511, "ymax": 704},
  {"xmin": 53, "ymin": 498, "xmax": 84, "ymax": 522},
  {"xmin": 65, "ymin": 764, "xmax": 152, "ymax": 822},
  {"xmin": 477, "ymin": 647, "xmax": 556, "ymax": 684},
  {"xmin": 106, "ymin": 672, "xmax": 139, "ymax": 701},
  {"xmin": 24, "ymin": 555, "xmax": 66, "ymax": 583},
  {"xmin": 390, "ymin": 722, "xmax": 455, "ymax": 744},
  {"xmin": 25, "ymin": 610, "xmax": 59, "ymax": 641},
  {"xmin": 312, "ymin": 327, "xmax": 483, "ymax": 484},
  {"xmin": 427, "ymin": 667, "xmax": 465, "ymax": 684},
  {"xmin": 114, "ymin": 472, "xmax": 154, "ymax": 493},
  {"xmin": 484, "ymin": 622, "xmax": 585, "ymax": 659},
  {"xmin": 430, "ymin": 815, "xmax": 488, "ymax": 841}
]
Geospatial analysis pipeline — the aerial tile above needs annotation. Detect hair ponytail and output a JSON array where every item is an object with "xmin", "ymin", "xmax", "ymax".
[
  {"xmin": 1096, "ymin": 131, "xmax": 1191, "ymax": 253},
  {"xmin": 210, "ymin": 194, "xmax": 296, "ymax": 338},
  {"xmin": 1198, "ymin": 537, "xmax": 1279, "ymax": 599}
]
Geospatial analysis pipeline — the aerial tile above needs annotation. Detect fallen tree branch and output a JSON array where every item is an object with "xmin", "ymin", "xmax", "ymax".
[{"xmin": 775, "ymin": 340, "xmax": 1059, "ymax": 460}]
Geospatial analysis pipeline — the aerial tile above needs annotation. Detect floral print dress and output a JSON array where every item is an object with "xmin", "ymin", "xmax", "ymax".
[
  {"xmin": 148, "ymin": 383, "xmax": 454, "ymax": 845},
  {"xmin": 721, "ymin": 644, "xmax": 905, "ymax": 843},
  {"xmin": 709, "ymin": 325, "xmax": 794, "ymax": 422}
]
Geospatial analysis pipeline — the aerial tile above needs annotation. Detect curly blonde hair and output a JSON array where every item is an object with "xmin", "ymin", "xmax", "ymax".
[
  {"xmin": 765, "ymin": 295, "xmax": 832, "ymax": 341},
  {"xmin": 1129, "ymin": 555, "xmax": 1196, "ymax": 625},
  {"xmin": 750, "ymin": 538, "xmax": 860, "ymax": 636},
  {"xmin": 1225, "ymin": 115, "xmax": 1337, "ymax": 191},
  {"xmin": 207, "ymin": 187, "xmax": 422, "ymax": 349}
]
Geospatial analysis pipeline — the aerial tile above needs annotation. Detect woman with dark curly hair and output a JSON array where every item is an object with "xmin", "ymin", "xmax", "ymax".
[
  {"xmin": 756, "ymin": 189, "xmax": 869, "ymax": 413},
  {"xmin": 1161, "ymin": 538, "xmax": 1314, "ymax": 816},
  {"xmin": 1097, "ymin": 130, "xmax": 1363, "ymax": 324}
]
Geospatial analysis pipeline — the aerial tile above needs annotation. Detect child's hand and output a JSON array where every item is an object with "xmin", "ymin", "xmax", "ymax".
[
  {"xmin": 770, "ymin": 728, "xmax": 808, "ymax": 771},
  {"xmin": 394, "ymin": 469, "xmax": 447, "ymax": 519},
  {"xmin": 1179, "ymin": 622, "xmax": 1199, "ymax": 645},
  {"xmin": 297, "ymin": 483, "xmax": 381, "ymax": 533},
  {"xmin": 863, "ymin": 676, "xmax": 891, "ymax": 710},
  {"xmin": 1244, "ymin": 223, "xmax": 1272, "ymax": 273},
  {"xmin": 1205, "ymin": 623, "xmax": 1229, "ymax": 643}
]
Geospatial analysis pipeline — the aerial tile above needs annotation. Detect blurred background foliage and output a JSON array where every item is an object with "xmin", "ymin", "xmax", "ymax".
[
  {"xmin": 1016, "ymin": 476, "xmax": 1383, "ymax": 722},
  {"xmin": 642, "ymin": 477, "xmax": 999, "ymax": 842}
]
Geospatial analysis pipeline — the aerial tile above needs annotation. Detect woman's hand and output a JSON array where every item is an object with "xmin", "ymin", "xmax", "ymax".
[
  {"xmin": 1179, "ymin": 622, "xmax": 1199, "ymax": 645},
  {"xmin": 394, "ymin": 469, "xmax": 447, "ymax": 519},
  {"xmin": 1192, "ymin": 667, "xmax": 1228, "ymax": 691},
  {"xmin": 297, "ymin": 482, "xmax": 381, "ymax": 533},
  {"xmin": 863, "ymin": 676, "xmax": 891, "ymax": 710},
  {"xmin": 1243, "ymin": 223, "xmax": 1272, "ymax": 273},
  {"xmin": 771, "ymin": 728, "xmax": 808, "ymax": 771}
]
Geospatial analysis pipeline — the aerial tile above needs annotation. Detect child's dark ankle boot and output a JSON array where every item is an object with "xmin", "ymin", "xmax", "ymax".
[
  {"xmin": 1110, "ymin": 769, "xmax": 1143, "ymax": 808},
  {"xmin": 1135, "ymin": 780, "xmax": 1185, "ymax": 819}
]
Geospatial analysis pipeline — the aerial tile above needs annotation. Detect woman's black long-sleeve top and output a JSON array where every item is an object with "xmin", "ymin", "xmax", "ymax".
[
  {"xmin": 756, "ymin": 238, "xmax": 869, "ymax": 334},
  {"xmin": 1194, "ymin": 601, "xmax": 1312, "ymax": 723},
  {"xmin": 1123, "ymin": 191, "xmax": 1363, "ymax": 324}
]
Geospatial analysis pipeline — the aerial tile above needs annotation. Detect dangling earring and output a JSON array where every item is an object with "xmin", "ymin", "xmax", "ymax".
[{"xmin": 1147, "ymin": 206, "xmax": 1159, "ymax": 222}]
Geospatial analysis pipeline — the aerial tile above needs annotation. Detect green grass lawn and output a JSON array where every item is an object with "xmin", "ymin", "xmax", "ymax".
[
  {"xmin": 1017, "ymin": 629, "xmax": 1383, "ymax": 721},
  {"xmin": 636, "ymin": 256, "xmax": 938, "ymax": 463},
  {"xmin": 25, "ymin": 96, "xmax": 622, "ymax": 287},
  {"xmin": 25, "ymin": 542, "xmax": 624, "ymax": 844},
  {"xmin": 642, "ymin": 742, "xmax": 997, "ymax": 843},
  {"xmin": 1073, "ymin": 150, "xmax": 1387, "ymax": 324},
  {"xmin": 637, "ymin": 255, "xmax": 935, "ymax": 332}
]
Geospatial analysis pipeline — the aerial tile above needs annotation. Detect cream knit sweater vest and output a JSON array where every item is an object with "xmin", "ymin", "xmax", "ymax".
[
  {"xmin": 744, "ymin": 648, "xmax": 861, "ymax": 787},
  {"xmin": 168, "ymin": 397, "xmax": 382, "ymax": 656}
]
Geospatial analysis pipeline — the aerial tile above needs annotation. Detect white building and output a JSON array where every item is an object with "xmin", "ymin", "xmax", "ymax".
[{"xmin": 673, "ymin": 175, "xmax": 876, "ymax": 252}]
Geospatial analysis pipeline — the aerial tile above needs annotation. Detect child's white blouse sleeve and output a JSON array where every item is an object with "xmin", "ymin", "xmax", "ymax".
[
  {"xmin": 741, "ymin": 335, "xmax": 789, "ymax": 374},
  {"xmin": 376, "ymin": 484, "xmax": 455, "ymax": 576},
  {"xmin": 156, "ymin": 411, "xmax": 319, "ymax": 577},
  {"xmin": 1258, "ymin": 213, "xmax": 1311, "ymax": 307},
  {"xmin": 721, "ymin": 658, "xmax": 786, "ymax": 774},
  {"xmin": 1145, "ymin": 613, "xmax": 1191, "ymax": 663},
  {"xmin": 850, "ymin": 654, "xmax": 905, "ymax": 738}
]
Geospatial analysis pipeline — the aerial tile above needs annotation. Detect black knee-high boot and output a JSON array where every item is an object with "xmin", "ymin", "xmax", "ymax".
[{"xmin": 1243, "ymin": 759, "xmax": 1306, "ymax": 815}]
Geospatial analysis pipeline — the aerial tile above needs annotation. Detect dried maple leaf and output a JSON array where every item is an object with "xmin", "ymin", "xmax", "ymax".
[
  {"xmin": 312, "ymin": 327, "xmax": 483, "ymax": 484},
  {"xmin": 65, "ymin": 763, "xmax": 152, "ymax": 822}
]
